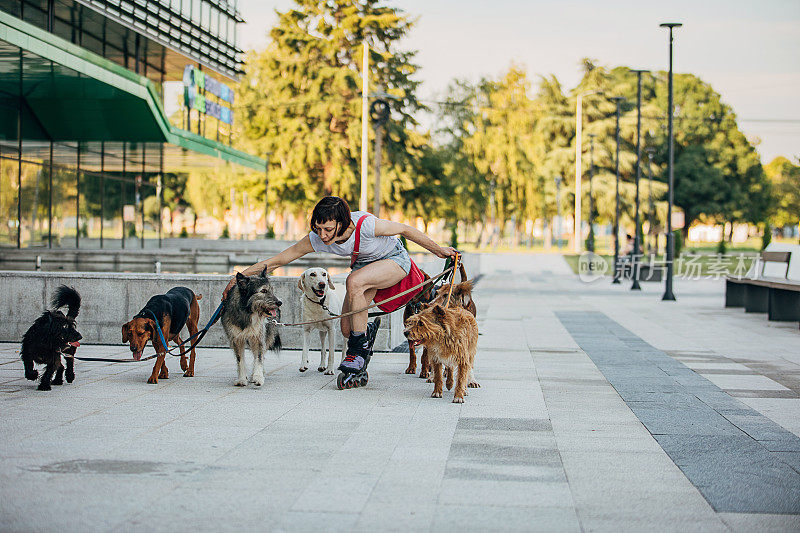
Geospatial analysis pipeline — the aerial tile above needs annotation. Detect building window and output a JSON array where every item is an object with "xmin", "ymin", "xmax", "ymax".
[{"xmin": 209, "ymin": 6, "xmax": 217, "ymax": 36}]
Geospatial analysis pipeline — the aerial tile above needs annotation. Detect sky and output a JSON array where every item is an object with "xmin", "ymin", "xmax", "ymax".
[{"xmin": 235, "ymin": 0, "xmax": 800, "ymax": 163}]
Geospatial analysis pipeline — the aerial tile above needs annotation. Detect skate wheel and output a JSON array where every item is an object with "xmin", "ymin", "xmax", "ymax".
[
  {"xmin": 336, "ymin": 373, "xmax": 346, "ymax": 390},
  {"xmin": 359, "ymin": 373, "xmax": 369, "ymax": 387}
]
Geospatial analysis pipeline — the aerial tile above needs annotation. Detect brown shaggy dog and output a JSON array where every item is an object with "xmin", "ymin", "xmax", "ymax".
[
  {"xmin": 406, "ymin": 263, "xmax": 477, "ymax": 379},
  {"xmin": 414, "ymin": 276, "xmax": 480, "ymax": 387},
  {"xmin": 403, "ymin": 304, "xmax": 478, "ymax": 403}
]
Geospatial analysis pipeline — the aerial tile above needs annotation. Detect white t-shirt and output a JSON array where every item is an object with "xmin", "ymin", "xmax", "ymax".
[{"xmin": 308, "ymin": 211, "xmax": 398, "ymax": 263}]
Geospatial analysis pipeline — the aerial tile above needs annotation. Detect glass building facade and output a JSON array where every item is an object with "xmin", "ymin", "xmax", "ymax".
[{"xmin": 0, "ymin": 0, "xmax": 263, "ymax": 248}]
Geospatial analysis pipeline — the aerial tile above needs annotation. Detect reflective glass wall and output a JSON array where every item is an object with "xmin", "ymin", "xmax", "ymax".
[
  {"xmin": 0, "ymin": 138, "xmax": 165, "ymax": 249},
  {"xmin": 0, "ymin": 44, "xmax": 165, "ymax": 249}
]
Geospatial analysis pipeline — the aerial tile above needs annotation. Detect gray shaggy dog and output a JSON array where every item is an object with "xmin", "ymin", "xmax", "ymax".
[{"xmin": 221, "ymin": 270, "xmax": 282, "ymax": 386}]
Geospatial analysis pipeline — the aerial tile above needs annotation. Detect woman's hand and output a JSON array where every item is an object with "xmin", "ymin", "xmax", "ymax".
[
  {"xmin": 221, "ymin": 236, "xmax": 315, "ymax": 301},
  {"xmin": 433, "ymin": 245, "xmax": 458, "ymax": 259}
]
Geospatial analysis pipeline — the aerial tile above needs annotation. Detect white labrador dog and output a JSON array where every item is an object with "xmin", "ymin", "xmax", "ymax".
[{"xmin": 297, "ymin": 268, "xmax": 343, "ymax": 374}]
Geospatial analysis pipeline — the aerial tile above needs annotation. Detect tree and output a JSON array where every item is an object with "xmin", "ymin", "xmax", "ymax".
[
  {"xmin": 765, "ymin": 156, "xmax": 800, "ymax": 234},
  {"xmin": 652, "ymin": 73, "xmax": 770, "ymax": 233},
  {"xmin": 433, "ymin": 79, "xmax": 491, "ymax": 239},
  {"xmin": 672, "ymin": 145, "xmax": 726, "ymax": 235},
  {"xmin": 235, "ymin": 0, "xmax": 425, "ymax": 214},
  {"xmin": 450, "ymin": 66, "xmax": 540, "ymax": 238},
  {"xmin": 434, "ymin": 61, "xmax": 671, "ymax": 245},
  {"xmin": 159, "ymin": 172, "xmax": 190, "ymax": 236}
]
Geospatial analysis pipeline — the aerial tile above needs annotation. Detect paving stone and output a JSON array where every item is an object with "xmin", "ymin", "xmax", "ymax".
[
  {"xmin": 431, "ymin": 504, "xmax": 581, "ymax": 532},
  {"xmin": 354, "ymin": 503, "xmax": 436, "ymax": 532},
  {"xmin": 718, "ymin": 512, "xmax": 800, "ymax": 533},
  {"xmin": 456, "ymin": 417, "xmax": 551, "ymax": 432},
  {"xmin": 558, "ymin": 311, "xmax": 800, "ymax": 515}
]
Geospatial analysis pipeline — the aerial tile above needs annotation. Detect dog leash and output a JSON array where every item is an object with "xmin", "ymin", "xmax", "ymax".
[
  {"xmin": 65, "ymin": 257, "xmax": 459, "ymax": 362},
  {"xmin": 272, "ymin": 265, "xmax": 455, "ymax": 327},
  {"xmin": 145, "ymin": 309, "xmax": 172, "ymax": 355},
  {"xmin": 66, "ymin": 301, "xmax": 226, "ymax": 364},
  {"xmin": 444, "ymin": 253, "xmax": 460, "ymax": 308},
  {"xmin": 161, "ymin": 301, "xmax": 225, "ymax": 356},
  {"xmin": 305, "ymin": 294, "xmax": 337, "ymax": 316},
  {"xmin": 366, "ymin": 254, "xmax": 458, "ymax": 318},
  {"xmin": 143, "ymin": 302, "xmax": 226, "ymax": 358},
  {"xmin": 65, "ymin": 309, "xmax": 173, "ymax": 364},
  {"xmin": 66, "ymin": 352, "xmax": 160, "ymax": 363}
]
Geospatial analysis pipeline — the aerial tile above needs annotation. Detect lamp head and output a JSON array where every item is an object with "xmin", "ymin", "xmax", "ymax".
[{"xmin": 659, "ymin": 22, "xmax": 683, "ymax": 29}]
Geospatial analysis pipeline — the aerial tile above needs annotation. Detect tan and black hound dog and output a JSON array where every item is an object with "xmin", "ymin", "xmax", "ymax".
[{"xmin": 122, "ymin": 287, "xmax": 201, "ymax": 384}]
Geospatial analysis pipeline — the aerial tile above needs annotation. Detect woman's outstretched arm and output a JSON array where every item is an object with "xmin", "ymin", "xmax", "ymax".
[
  {"xmin": 222, "ymin": 235, "xmax": 315, "ymax": 298},
  {"xmin": 373, "ymin": 219, "xmax": 457, "ymax": 258}
]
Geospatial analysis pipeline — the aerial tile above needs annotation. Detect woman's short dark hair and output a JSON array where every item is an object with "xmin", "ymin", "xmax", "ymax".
[{"xmin": 310, "ymin": 196, "xmax": 352, "ymax": 236}]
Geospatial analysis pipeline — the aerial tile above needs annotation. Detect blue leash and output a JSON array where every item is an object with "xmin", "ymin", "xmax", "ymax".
[
  {"xmin": 144, "ymin": 309, "xmax": 174, "ymax": 355},
  {"xmin": 70, "ymin": 301, "xmax": 225, "ymax": 364},
  {"xmin": 148, "ymin": 301, "xmax": 226, "ymax": 357}
]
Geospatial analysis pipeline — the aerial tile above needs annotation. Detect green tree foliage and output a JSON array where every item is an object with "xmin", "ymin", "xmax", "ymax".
[
  {"xmin": 168, "ymin": 2, "xmax": 774, "ymax": 243},
  {"xmin": 463, "ymin": 67, "xmax": 538, "ymax": 229},
  {"xmin": 659, "ymin": 73, "xmax": 770, "ymax": 233},
  {"xmin": 672, "ymin": 145, "xmax": 726, "ymax": 232},
  {"xmin": 764, "ymin": 156, "xmax": 800, "ymax": 229},
  {"xmin": 160, "ymin": 173, "xmax": 190, "ymax": 235},
  {"xmin": 185, "ymin": 168, "xmax": 255, "ymax": 220},
  {"xmin": 235, "ymin": 0, "xmax": 424, "ymax": 214},
  {"xmin": 434, "ymin": 58, "xmax": 765, "ymax": 242},
  {"xmin": 432, "ymin": 79, "xmax": 490, "ymax": 231},
  {"xmin": 436, "ymin": 61, "xmax": 668, "ymax": 238}
]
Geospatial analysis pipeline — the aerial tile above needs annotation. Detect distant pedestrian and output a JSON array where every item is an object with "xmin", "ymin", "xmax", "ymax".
[{"xmin": 622, "ymin": 233, "xmax": 635, "ymax": 258}]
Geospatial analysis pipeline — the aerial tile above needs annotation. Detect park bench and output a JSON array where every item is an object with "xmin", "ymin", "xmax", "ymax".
[{"xmin": 725, "ymin": 251, "xmax": 800, "ymax": 326}]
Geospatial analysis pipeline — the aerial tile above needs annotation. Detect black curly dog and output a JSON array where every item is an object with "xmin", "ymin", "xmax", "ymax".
[{"xmin": 21, "ymin": 286, "xmax": 82, "ymax": 391}]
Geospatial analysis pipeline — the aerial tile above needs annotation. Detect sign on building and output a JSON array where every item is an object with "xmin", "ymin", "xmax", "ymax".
[{"xmin": 183, "ymin": 66, "xmax": 234, "ymax": 125}]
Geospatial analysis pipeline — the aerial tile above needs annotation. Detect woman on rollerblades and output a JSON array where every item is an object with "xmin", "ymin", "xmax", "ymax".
[{"xmin": 222, "ymin": 196, "xmax": 457, "ymax": 387}]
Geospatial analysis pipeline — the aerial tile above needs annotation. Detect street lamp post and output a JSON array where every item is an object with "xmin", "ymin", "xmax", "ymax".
[
  {"xmin": 574, "ymin": 90, "xmax": 603, "ymax": 253},
  {"xmin": 264, "ymin": 154, "xmax": 270, "ymax": 239},
  {"xmin": 609, "ymin": 96, "xmax": 625, "ymax": 284},
  {"xmin": 587, "ymin": 133, "xmax": 596, "ymax": 253},
  {"xmin": 630, "ymin": 70, "xmax": 649, "ymax": 291},
  {"xmin": 660, "ymin": 22, "xmax": 682, "ymax": 301},
  {"xmin": 360, "ymin": 40, "xmax": 369, "ymax": 212},
  {"xmin": 646, "ymin": 147, "xmax": 655, "ymax": 254},
  {"xmin": 555, "ymin": 175, "xmax": 562, "ymax": 249}
]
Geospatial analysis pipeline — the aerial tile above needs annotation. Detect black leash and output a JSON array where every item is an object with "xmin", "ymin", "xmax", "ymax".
[
  {"xmin": 367, "ymin": 254, "xmax": 459, "ymax": 318},
  {"xmin": 68, "ymin": 352, "xmax": 160, "ymax": 363},
  {"xmin": 305, "ymin": 294, "xmax": 337, "ymax": 316}
]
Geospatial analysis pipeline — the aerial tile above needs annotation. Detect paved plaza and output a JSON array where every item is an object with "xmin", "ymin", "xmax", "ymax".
[{"xmin": 1, "ymin": 253, "xmax": 799, "ymax": 532}]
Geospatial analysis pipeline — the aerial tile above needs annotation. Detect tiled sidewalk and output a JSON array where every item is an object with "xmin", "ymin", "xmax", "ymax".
[{"xmin": 1, "ymin": 253, "xmax": 799, "ymax": 532}]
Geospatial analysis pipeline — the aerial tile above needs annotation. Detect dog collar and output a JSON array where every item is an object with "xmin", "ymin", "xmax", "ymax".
[{"xmin": 305, "ymin": 294, "xmax": 326, "ymax": 307}]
